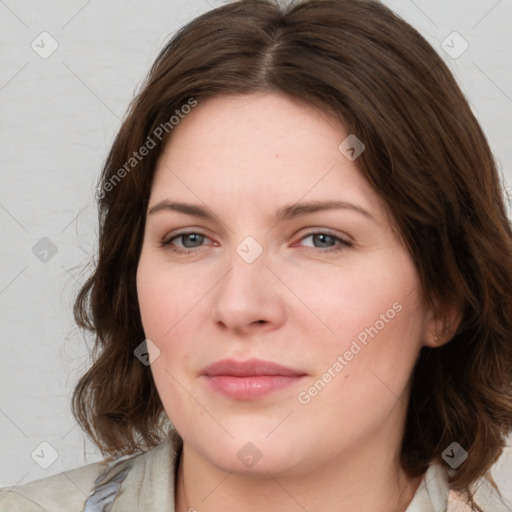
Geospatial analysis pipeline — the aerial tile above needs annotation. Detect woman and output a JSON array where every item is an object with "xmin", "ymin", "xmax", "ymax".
[{"xmin": 1, "ymin": 0, "xmax": 511, "ymax": 511}]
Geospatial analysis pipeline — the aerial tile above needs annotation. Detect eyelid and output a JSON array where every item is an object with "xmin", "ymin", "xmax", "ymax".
[
  {"xmin": 295, "ymin": 227, "xmax": 352, "ymax": 243},
  {"xmin": 161, "ymin": 227, "xmax": 353, "ymax": 254},
  {"xmin": 161, "ymin": 226, "xmax": 351, "ymax": 243},
  {"xmin": 162, "ymin": 228, "xmax": 213, "ymax": 244}
]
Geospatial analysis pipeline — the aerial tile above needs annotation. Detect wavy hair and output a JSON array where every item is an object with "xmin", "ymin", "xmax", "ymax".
[{"xmin": 71, "ymin": 1, "xmax": 512, "ymax": 510}]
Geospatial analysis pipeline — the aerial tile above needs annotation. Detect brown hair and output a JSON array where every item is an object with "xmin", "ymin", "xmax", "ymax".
[{"xmin": 72, "ymin": 1, "xmax": 512, "ymax": 510}]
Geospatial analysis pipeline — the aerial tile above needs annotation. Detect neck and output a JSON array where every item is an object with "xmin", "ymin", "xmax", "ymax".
[
  {"xmin": 174, "ymin": 380, "xmax": 422, "ymax": 512},
  {"xmin": 174, "ymin": 434, "xmax": 422, "ymax": 512}
]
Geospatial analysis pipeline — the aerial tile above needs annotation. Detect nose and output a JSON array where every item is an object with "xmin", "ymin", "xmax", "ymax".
[{"xmin": 210, "ymin": 242, "xmax": 286, "ymax": 336}]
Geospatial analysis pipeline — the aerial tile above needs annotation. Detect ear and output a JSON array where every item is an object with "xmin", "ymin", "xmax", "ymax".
[{"xmin": 423, "ymin": 297, "xmax": 462, "ymax": 348}]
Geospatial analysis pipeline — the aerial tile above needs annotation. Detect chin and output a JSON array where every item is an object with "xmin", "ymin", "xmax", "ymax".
[{"xmin": 189, "ymin": 428, "xmax": 312, "ymax": 477}]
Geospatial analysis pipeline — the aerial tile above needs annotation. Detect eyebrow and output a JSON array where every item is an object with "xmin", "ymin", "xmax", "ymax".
[{"xmin": 147, "ymin": 199, "xmax": 377, "ymax": 224}]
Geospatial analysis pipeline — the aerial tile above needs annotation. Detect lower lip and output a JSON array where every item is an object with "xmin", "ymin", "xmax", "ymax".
[{"xmin": 202, "ymin": 375, "xmax": 305, "ymax": 400}]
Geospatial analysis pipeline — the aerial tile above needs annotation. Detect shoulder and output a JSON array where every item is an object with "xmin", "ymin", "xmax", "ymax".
[
  {"xmin": 0, "ymin": 459, "xmax": 109, "ymax": 512},
  {"xmin": 0, "ymin": 431, "xmax": 182, "ymax": 512}
]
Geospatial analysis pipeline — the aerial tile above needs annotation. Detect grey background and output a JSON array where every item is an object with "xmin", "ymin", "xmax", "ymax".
[{"xmin": 1, "ymin": 0, "xmax": 511, "ymax": 501}]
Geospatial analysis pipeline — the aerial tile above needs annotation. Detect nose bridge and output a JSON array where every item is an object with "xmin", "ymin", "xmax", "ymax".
[
  {"xmin": 222, "ymin": 233, "xmax": 270, "ymax": 294},
  {"xmin": 211, "ymin": 233, "xmax": 280, "ymax": 329},
  {"xmin": 234, "ymin": 234, "xmax": 266, "ymax": 266}
]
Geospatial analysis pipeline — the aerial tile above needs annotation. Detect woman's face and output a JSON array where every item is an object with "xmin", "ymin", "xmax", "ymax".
[{"xmin": 136, "ymin": 92, "xmax": 436, "ymax": 476}]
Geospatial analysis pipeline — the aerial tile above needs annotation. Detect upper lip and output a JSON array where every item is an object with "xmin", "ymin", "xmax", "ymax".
[{"xmin": 201, "ymin": 358, "xmax": 306, "ymax": 377}]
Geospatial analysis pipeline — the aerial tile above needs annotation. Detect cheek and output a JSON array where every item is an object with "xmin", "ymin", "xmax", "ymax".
[
  {"xmin": 305, "ymin": 258, "xmax": 421, "ymax": 348},
  {"xmin": 296, "ymin": 271, "xmax": 424, "ymax": 438},
  {"xmin": 136, "ymin": 259, "xmax": 198, "ymax": 424},
  {"xmin": 136, "ymin": 255, "xmax": 197, "ymax": 341},
  {"xmin": 136, "ymin": 256, "xmax": 209, "ymax": 379},
  {"xmin": 136, "ymin": 268, "xmax": 168, "ymax": 341},
  {"xmin": 299, "ymin": 256, "xmax": 425, "ymax": 408}
]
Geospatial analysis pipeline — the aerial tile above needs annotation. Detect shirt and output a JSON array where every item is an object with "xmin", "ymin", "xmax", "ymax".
[{"xmin": 0, "ymin": 429, "xmax": 484, "ymax": 511}]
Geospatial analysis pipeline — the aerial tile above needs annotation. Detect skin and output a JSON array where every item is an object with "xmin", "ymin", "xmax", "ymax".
[{"xmin": 136, "ymin": 91, "xmax": 452, "ymax": 512}]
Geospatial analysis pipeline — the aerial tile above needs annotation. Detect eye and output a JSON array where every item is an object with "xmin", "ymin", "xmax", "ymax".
[
  {"xmin": 160, "ymin": 231, "xmax": 213, "ymax": 255},
  {"xmin": 296, "ymin": 230, "xmax": 352, "ymax": 253},
  {"xmin": 160, "ymin": 229, "xmax": 352, "ymax": 255}
]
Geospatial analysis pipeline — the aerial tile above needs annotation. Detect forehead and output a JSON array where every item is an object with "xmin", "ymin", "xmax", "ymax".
[
  {"xmin": 150, "ymin": 92, "xmax": 383, "ymax": 219},
  {"xmin": 160, "ymin": 91, "xmax": 342, "ymax": 161}
]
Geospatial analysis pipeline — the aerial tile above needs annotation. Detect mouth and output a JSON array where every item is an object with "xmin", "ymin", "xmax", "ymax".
[{"xmin": 200, "ymin": 358, "xmax": 308, "ymax": 400}]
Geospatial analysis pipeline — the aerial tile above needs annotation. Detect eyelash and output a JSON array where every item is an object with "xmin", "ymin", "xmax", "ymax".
[{"xmin": 160, "ymin": 230, "xmax": 352, "ymax": 255}]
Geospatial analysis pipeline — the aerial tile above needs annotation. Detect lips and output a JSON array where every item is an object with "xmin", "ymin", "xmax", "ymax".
[
  {"xmin": 201, "ymin": 358, "xmax": 305, "ymax": 377},
  {"xmin": 200, "ymin": 358, "xmax": 307, "ymax": 400}
]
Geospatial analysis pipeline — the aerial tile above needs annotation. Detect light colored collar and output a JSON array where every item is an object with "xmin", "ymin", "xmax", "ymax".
[
  {"xmin": 404, "ymin": 462, "xmax": 450, "ymax": 512},
  {"xmin": 104, "ymin": 429, "xmax": 181, "ymax": 511},
  {"xmin": 88, "ymin": 430, "xmax": 452, "ymax": 512}
]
